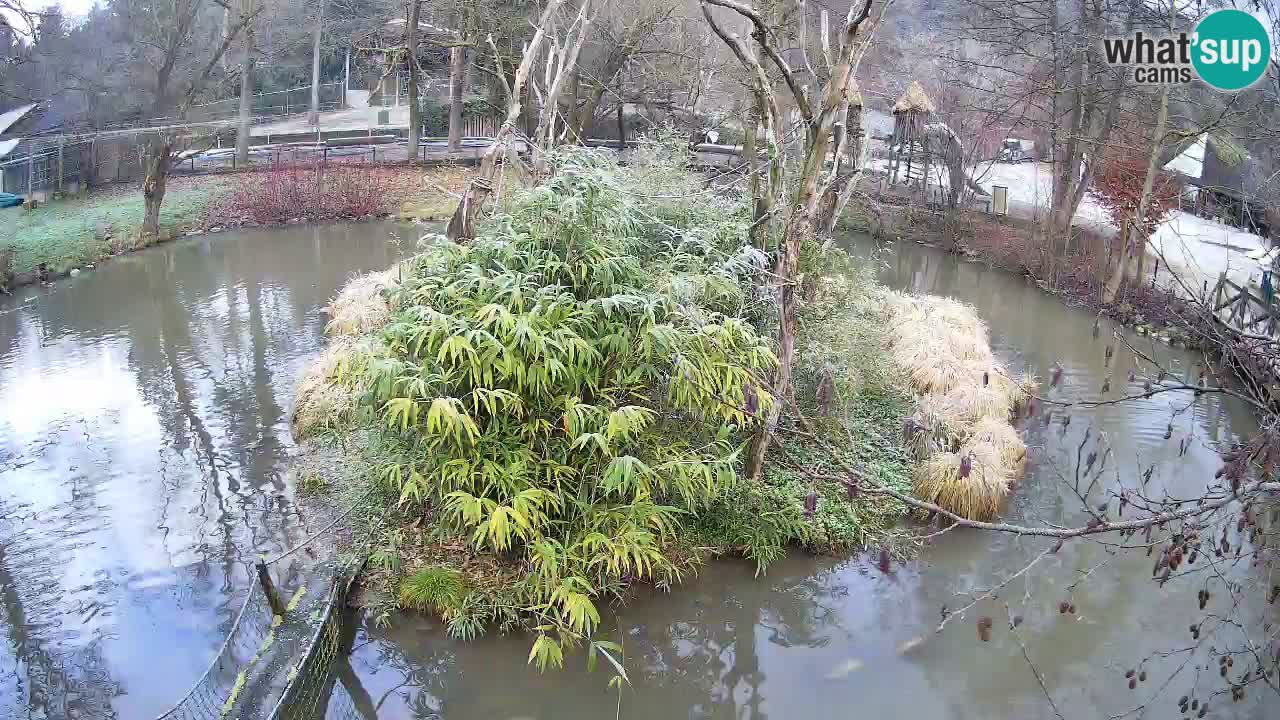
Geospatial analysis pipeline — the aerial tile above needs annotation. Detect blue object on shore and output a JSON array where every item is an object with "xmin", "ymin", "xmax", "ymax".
[{"xmin": 0, "ymin": 192, "xmax": 21, "ymax": 208}]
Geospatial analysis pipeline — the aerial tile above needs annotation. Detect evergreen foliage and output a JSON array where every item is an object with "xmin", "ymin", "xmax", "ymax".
[
  {"xmin": 308, "ymin": 142, "xmax": 915, "ymax": 670},
  {"xmin": 340, "ymin": 147, "xmax": 778, "ymax": 665}
]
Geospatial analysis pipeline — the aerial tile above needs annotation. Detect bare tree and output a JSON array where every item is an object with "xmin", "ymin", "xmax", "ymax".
[
  {"xmin": 446, "ymin": 0, "xmax": 566, "ymax": 241},
  {"xmin": 700, "ymin": 0, "xmax": 883, "ymax": 480},
  {"xmin": 308, "ymin": 0, "xmax": 326, "ymax": 126},
  {"xmin": 404, "ymin": 0, "xmax": 421, "ymax": 152},
  {"xmin": 235, "ymin": 0, "xmax": 257, "ymax": 163},
  {"xmin": 111, "ymin": 0, "xmax": 258, "ymax": 239},
  {"xmin": 529, "ymin": 0, "xmax": 595, "ymax": 175}
]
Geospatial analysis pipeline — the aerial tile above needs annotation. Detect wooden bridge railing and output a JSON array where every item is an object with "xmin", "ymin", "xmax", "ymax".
[{"xmin": 1211, "ymin": 272, "xmax": 1278, "ymax": 338}]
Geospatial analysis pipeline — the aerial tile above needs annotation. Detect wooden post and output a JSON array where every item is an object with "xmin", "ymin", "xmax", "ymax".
[
  {"xmin": 256, "ymin": 561, "xmax": 286, "ymax": 616},
  {"xmin": 57, "ymin": 137, "xmax": 65, "ymax": 194}
]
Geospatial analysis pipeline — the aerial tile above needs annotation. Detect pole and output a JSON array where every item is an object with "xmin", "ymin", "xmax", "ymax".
[
  {"xmin": 308, "ymin": 0, "xmax": 325, "ymax": 126},
  {"xmin": 256, "ymin": 561, "xmax": 286, "ymax": 616},
  {"xmin": 344, "ymin": 47, "xmax": 351, "ymax": 108}
]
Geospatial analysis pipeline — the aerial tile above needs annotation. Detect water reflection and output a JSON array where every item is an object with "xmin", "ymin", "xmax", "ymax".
[
  {"xmin": 0, "ymin": 223, "xmax": 413, "ymax": 717},
  {"xmin": 352, "ymin": 235, "xmax": 1274, "ymax": 720}
]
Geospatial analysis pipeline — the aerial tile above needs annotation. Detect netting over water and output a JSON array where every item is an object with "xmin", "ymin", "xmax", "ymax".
[{"xmin": 153, "ymin": 567, "xmax": 353, "ymax": 720}]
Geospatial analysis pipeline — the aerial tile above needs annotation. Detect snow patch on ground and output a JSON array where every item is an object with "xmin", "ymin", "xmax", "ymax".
[
  {"xmin": 1150, "ymin": 212, "xmax": 1272, "ymax": 298},
  {"xmin": 873, "ymin": 158, "xmax": 1273, "ymax": 297}
]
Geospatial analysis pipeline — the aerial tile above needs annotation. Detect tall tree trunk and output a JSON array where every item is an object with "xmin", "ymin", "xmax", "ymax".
[
  {"xmin": 235, "ymin": 7, "xmax": 255, "ymax": 165},
  {"xmin": 447, "ymin": 45, "xmax": 465, "ymax": 151},
  {"xmin": 308, "ymin": 0, "xmax": 325, "ymax": 126},
  {"xmin": 743, "ymin": 102, "xmax": 766, "ymax": 248},
  {"xmin": 142, "ymin": 136, "xmax": 172, "ymax": 240},
  {"xmin": 531, "ymin": 0, "xmax": 594, "ymax": 176},
  {"xmin": 744, "ymin": 82, "xmax": 844, "ymax": 482},
  {"xmin": 566, "ymin": 51, "xmax": 627, "ymax": 142},
  {"xmin": 405, "ymin": 0, "xmax": 421, "ymax": 156},
  {"xmin": 446, "ymin": 0, "xmax": 564, "ymax": 242},
  {"xmin": 615, "ymin": 97, "xmax": 625, "ymax": 149},
  {"xmin": 1102, "ymin": 84, "xmax": 1169, "ymax": 305}
]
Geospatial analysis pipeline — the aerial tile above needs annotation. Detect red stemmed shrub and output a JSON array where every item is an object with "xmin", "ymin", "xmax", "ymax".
[{"xmin": 227, "ymin": 160, "xmax": 399, "ymax": 224}]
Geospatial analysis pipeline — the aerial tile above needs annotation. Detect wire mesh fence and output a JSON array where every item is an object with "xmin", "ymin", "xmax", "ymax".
[
  {"xmin": 267, "ymin": 572, "xmax": 356, "ymax": 720},
  {"xmin": 189, "ymin": 83, "xmax": 346, "ymax": 124},
  {"xmin": 152, "ymin": 582, "xmax": 276, "ymax": 720},
  {"xmin": 147, "ymin": 561, "xmax": 359, "ymax": 720}
]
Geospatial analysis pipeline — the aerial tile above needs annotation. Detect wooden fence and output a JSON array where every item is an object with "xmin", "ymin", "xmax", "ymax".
[
  {"xmin": 1210, "ymin": 271, "xmax": 1280, "ymax": 406},
  {"xmin": 1212, "ymin": 272, "xmax": 1278, "ymax": 338}
]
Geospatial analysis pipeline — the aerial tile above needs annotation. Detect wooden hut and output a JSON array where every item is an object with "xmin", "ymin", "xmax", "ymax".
[{"xmin": 888, "ymin": 81, "xmax": 935, "ymax": 187}]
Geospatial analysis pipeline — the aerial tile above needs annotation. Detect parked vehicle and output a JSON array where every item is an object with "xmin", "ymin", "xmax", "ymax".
[
  {"xmin": 0, "ymin": 192, "xmax": 23, "ymax": 208},
  {"xmin": 998, "ymin": 138, "xmax": 1035, "ymax": 164}
]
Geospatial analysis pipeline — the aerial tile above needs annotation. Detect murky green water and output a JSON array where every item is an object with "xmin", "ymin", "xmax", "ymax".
[
  {"xmin": 0, "ymin": 226, "xmax": 1273, "ymax": 719},
  {"xmin": 0, "ymin": 223, "xmax": 413, "ymax": 718},
  {"xmin": 348, "ymin": 236, "xmax": 1273, "ymax": 719}
]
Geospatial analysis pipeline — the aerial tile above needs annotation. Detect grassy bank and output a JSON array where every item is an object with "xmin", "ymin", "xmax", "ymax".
[
  {"xmin": 0, "ymin": 178, "xmax": 229, "ymax": 280},
  {"xmin": 290, "ymin": 143, "xmax": 924, "ymax": 665},
  {"xmin": 0, "ymin": 165, "xmax": 475, "ymax": 292}
]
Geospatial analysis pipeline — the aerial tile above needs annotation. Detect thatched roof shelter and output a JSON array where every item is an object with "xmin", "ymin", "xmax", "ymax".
[
  {"xmin": 848, "ymin": 79, "xmax": 864, "ymax": 108},
  {"xmin": 892, "ymin": 81, "xmax": 935, "ymax": 114}
]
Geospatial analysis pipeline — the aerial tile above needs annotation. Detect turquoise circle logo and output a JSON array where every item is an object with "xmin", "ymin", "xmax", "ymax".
[{"xmin": 1192, "ymin": 10, "xmax": 1271, "ymax": 91}]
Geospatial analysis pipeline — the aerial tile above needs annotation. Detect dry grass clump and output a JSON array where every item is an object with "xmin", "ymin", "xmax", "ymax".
[
  {"xmin": 968, "ymin": 416, "xmax": 1027, "ymax": 475},
  {"xmin": 886, "ymin": 292, "xmax": 1030, "ymax": 520},
  {"xmin": 325, "ymin": 267, "xmax": 399, "ymax": 336},
  {"xmin": 292, "ymin": 337, "xmax": 370, "ymax": 439},
  {"xmin": 913, "ymin": 444, "xmax": 1009, "ymax": 522},
  {"xmin": 294, "ymin": 264, "xmax": 402, "ymax": 438}
]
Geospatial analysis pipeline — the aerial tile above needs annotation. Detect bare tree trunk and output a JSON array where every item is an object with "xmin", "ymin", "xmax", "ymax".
[
  {"xmin": 308, "ymin": 0, "xmax": 325, "ymax": 127},
  {"xmin": 142, "ymin": 136, "xmax": 172, "ymax": 240},
  {"xmin": 447, "ymin": 45, "xmax": 466, "ymax": 152},
  {"xmin": 566, "ymin": 58, "xmax": 615, "ymax": 141},
  {"xmin": 1102, "ymin": 84, "xmax": 1168, "ymax": 305},
  {"xmin": 405, "ymin": 0, "xmax": 421, "ymax": 157},
  {"xmin": 531, "ymin": 0, "xmax": 594, "ymax": 176},
  {"xmin": 446, "ymin": 0, "xmax": 565, "ymax": 242},
  {"xmin": 615, "ymin": 97, "xmax": 625, "ymax": 149},
  {"xmin": 235, "ymin": 7, "xmax": 255, "ymax": 165},
  {"xmin": 743, "ymin": 102, "xmax": 766, "ymax": 248}
]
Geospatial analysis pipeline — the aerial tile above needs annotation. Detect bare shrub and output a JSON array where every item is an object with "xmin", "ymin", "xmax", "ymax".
[{"xmin": 228, "ymin": 161, "xmax": 399, "ymax": 224}]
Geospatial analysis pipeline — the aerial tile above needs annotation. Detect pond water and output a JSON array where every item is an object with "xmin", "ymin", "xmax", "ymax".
[
  {"xmin": 0, "ymin": 225, "xmax": 1273, "ymax": 719},
  {"xmin": 0, "ymin": 223, "xmax": 413, "ymax": 719},
  {"xmin": 347, "ymin": 235, "xmax": 1274, "ymax": 719}
]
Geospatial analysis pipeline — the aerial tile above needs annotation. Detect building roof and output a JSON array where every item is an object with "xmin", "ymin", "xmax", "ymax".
[
  {"xmin": 892, "ymin": 81, "xmax": 934, "ymax": 114},
  {"xmin": 1163, "ymin": 133, "xmax": 1206, "ymax": 179},
  {"xmin": 0, "ymin": 103, "xmax": 37, "ymax": 136}
]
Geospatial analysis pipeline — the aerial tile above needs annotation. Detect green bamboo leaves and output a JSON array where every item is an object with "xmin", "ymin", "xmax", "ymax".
[{"xmin": 354, "ymin": 148, "xmax": 776, "ymax": 668}]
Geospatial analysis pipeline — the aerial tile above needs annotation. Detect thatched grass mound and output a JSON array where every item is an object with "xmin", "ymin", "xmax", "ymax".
[
  {"xmin": 886, "ymin": 293, "xmax": 1031, "ymax": 521},
  {"xmin": 914, "ymin": 443, "xmax": 1010, "ymax": 522},
  {"xmin": 325, "ymin": 268, "xmax": 399, "ymax": 336},
  {"xmin": 292, "ymin": 265, "xmax": 399, "ymax": 439},
  {"xmin": 892, "ymin": 80, "xmax": 937, "ymax": 114}
]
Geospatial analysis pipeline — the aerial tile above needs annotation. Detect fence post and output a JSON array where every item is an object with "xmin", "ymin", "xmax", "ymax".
[
  {"xmin": 27, "ymin": 150, "xmax": 33, "ymax": 199},
  {"xmin": 57, "ymin": 137, "xmax": 65, "ymax": 194},
  {"xmin": 256, "ymin": 561, "xmax": 286, "ymax": 616}
]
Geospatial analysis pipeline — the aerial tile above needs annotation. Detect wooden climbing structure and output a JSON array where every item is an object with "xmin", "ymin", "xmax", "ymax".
[{"xmin": 887, "ymin": 80, "xmax": 936, "ymax": 188}]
